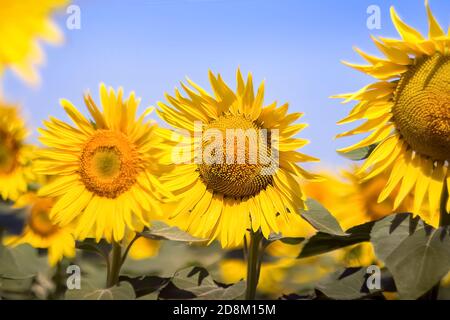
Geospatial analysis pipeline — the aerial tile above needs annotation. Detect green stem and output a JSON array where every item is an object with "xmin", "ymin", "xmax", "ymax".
[
  {"xmin": 243, "ymin": 235, "xmax": 248, "ymax": 262},
  {"xmin": 107, "ymin": 241, "xmax": 122, "ymax": 288},
  {"xmin": 439, "ymin": 181, "xmax": 449, "ymax": 227},
  {"xmin": 120, "ymin": 235, "xmax": 140, "ymax": 267},
  {"xmin": 245, "ymin": 230, "xmax": 263, "ymax": 300}
]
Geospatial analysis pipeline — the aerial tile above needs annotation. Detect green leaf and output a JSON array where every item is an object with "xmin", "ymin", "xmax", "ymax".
[
  {"xmin": 140, "ymin": 221, "xmax": 206, "ymax": 242},
  {"xmin": 371, "ymin": 213, "xmax": 450, "ymax": 299},
  {"xmin": 164, "ymin": 266, "xmax": 246, "ymax": 300},
  {"xmin": 65, "ymin": 282, "xmax": 136, "ymax": 300},
  {"xmin": 121, "ymin": 241, "xmax": 223, "ymax": 278},
  {"xmin": 119, "ymin": 275, "xmax": 170, "ymax": 298},
  {"xmin": 76, "ymin": 240, "xmax": 110, "ymax": 264},
  {"xmin": 337, "ymin": 144, "xmax": 377, "ymax": 161},
  {"xmin": 0, "ymin": 244, "xmax": 43, "ymax": 280},
  {"xmin": 266, "ymin": 233, "xmax": 304, "ymax": 246},
  {"xmin": 316, "ymin": 267, "xmax": 392, "ymax": 300},
  {"xmin": 301, "ymin": 199, "xmax": 347, "ymax": 236},
  {"xmin": 280, "ymin": 237, "xmax": 305, "ymax": 245},
  {"xmin": 0, "ymin": 277, "xmax": 35, "ymax": 300},
  {"xmin": 298, "ymin": 221, "xmax": 374, "ymax": 258}
]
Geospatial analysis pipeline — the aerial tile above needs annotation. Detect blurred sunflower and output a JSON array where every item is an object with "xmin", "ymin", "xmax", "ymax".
[
  {"xmin": 0, "ymin": 104, "xmax": 34, "ymax": 201},
  {"xmin": 335, "ymin": 1, "xmax": 450, "ymax": 221},
  {"xmin": 303, "ymin": 167, "xmax": 423, "ymax": 230},
  {"xmin": 0, "ymin": 0, "xmax": 67, "ymax": 85},
  {"xmin": 126, "ymin": 234, "xmax": 161, "ymax": 260},
  {"xmin": 158, "ymin": 70, "xmax": 319, "ymax": 248},
  {"xmin": 35, "ymin": 84, "xmax": 172, "ymax": 243},
  {"xmin": 4, "ymin": 192, "xmax": 75, "ymax": 266}
]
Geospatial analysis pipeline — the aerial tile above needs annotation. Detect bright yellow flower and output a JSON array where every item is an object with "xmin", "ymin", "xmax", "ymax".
[
  {"xmin": 35, "ymin": 84, "xmax": 172, "ymax": 243},
  {"xmin": 303, "ymin": 167, "xmax": 417, "ymax": 230},
  {"xmin": 0, "ymin": 104, "xmax": 34, "ymax": 201},
  {"xmin": 0, "ymin": 0, "xmax": 67, "ymax": 85},
  {"xmin": 127, "ymin": 235, "xmax": 161, "ymax": 260},
  {"xmin": 4, "ymin": 192, "xmax": 75, "ymax": 266},
  {"xmin": 335, "ymin": 1, "xmax": 450, "ymax": 223},
  {"xmin": 158, "ymin": 70, "xmax": 318, "ymax": 248}
]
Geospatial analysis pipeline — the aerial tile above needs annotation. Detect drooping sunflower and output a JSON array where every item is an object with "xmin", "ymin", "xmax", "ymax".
[
  {"xmin": 35, "ymin": 84, "xmax": 172, "ymax": 242},
  {"xmin": 0, "ymin": 0, "xmax": 67, "ymax": 85},
  {"xmin": 0, "ymin": 104, "xmax": 35, "ymax": 201},
  {"xmin": 335, "ymin": 1, "xmax": 450, "ymax": 220},
  {"xmin": 157, "ymin": 69, "xmax": 319, "ymax": 248},
  {"xmin": 4, "ymin": 192, "xmax": 75, "ymax": 266}
]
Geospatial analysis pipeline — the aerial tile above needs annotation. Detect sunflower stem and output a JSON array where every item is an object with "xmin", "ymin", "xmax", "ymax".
[
  {"xmin": 439, "ymin": 181, "xmax": 450, "ymax": 227},
  {"xmin": 245, "ymin": 230, "xmax": 263, "ymax": 300},
  {"xmin": 120, "ymin": 234, "xmax": 140, "ymax": 268},
  {"xmin": 107, "ymin": 241, "xmax": 122, "ymax": 288}
]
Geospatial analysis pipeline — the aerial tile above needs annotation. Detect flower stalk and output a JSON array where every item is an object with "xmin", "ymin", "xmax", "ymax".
[
  {"xmin": 107, "ymin": 241, "xmax": 122, "ymax": 288},
  {"xmin": 245, "ymin": 230, "xmax": 264, "ymax": 300},
  {"xmin": 439, "ymin": 181, "xmax": 449, "ymax": 227}
]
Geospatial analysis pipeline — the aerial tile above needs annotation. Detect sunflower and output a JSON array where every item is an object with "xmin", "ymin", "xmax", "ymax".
[
  {"xmin": 303, "ymin": 167, "xmax": 425, "ymax": 230},
  {"xmin": 157, "ymin": 69, "xmax": 319, "ymax": 248},
  {"xmin": 35, "ymin": 84, "xmax": 172, "ymax": 243},
  {"xmin": 0, "ymin": 104, "xmax": 34, "ymax": 201},
  {"xmin": 335, "ymin": 1, "xmax": 450, "ymax": 221},
  {"xmin": 4, "ymin": 192, "xmax": 75, "ymax": 266},
  {"xmin": 0, "ymin": 0, "xmax": 67, "ymax": 85},
  {"xmin": 125, "ymin": 233, "xmax": 161, "ymax": 260}
]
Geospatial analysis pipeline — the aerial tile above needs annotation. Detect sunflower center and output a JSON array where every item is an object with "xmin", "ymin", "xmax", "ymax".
[
  {"xmin": 198, "ymin": 114, "xmax": 274, "ymax": 198},
  {"xmin": 28, "ymin": 198, "xmax": 59, "ymax": 237},
  {"xmin": 79, "ymin": 130, "xmax": 140, "ymax": 198},
  {"xmin": 0, "ymin": 131, "xmax": 19, "ymax": 174},
  {"xmin": 393, "ymin": 53, "xmax": 450, "ymax": 161}
]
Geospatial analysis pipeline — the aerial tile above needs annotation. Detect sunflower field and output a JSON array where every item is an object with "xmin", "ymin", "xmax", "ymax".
[{"xmin": 0, "ymin": 0, "xmax": 449, "ymax": 304}]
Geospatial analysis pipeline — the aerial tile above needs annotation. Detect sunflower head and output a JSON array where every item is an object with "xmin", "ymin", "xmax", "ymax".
[
  {"xmin": 158, "ymin": 70, "xmax": 319, "ymax": 247},
  {"xmin": 0, "ymin": 0, "xmax": 68, "ymax": 85},
  {"xmin": 198, "ymin": 114, "xmax": 274, "ymax": 198},
  {"xmin": 79, "ymin": 130, "xmax": 140, "ymax": 199},
  {"xmin": 6, "ymin": 191, "xmax": 75, "ymax": 266},
  {"xmin": 0, "ymin": 104, "xmax": 34, "ymax": 201},
  {"xmin": 335, "ymin": 1, "xmax": 450, "ymax": 221},
  {"xmin": 392, "ymin": 53, "xmax": 450, "ymax": 161},
  {"xmin": 36, "ymin": 84, "xmax": 172, "ymax": 242}
]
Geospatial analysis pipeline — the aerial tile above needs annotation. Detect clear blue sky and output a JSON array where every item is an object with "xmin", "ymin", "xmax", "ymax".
[{"xmin": 4, "ymin": 0, "xmax": 450, "ymax": 170}]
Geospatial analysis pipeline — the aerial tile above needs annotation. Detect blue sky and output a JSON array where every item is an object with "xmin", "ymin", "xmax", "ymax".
[{"xmin": 4, "ymin": 0, "xmax": 450, "ymax": 170}]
